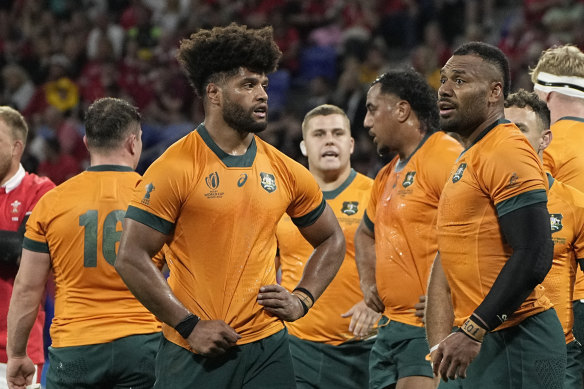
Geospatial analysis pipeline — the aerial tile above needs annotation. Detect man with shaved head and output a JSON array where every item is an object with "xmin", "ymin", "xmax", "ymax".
[{"xmin": 425, "ymin": 42, "xmax": 566, "ymax": 388}]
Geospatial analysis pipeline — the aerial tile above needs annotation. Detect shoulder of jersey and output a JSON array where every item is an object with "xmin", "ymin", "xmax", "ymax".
[
  {"xmin": 556, "ymin": 180, "xmax": 584, "ymax": 209},
  {"xmin": 355, "ymin": 171, "xmax": 374, "ymax": 188}
]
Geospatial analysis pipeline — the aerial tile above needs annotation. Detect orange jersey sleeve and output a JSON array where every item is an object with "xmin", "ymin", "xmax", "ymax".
[{"xmin": 437, "ymin": 120, "xmax": 552, "ymax": 329}]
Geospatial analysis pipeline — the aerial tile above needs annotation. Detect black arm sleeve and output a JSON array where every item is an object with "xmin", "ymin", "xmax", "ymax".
[
  {"xmin": 473, "ymin": 202, "xmax": 553, "ymax": 330},
  {"xmin": 0, "ymin": 215, "xmax": 29, "ymax": 264}
]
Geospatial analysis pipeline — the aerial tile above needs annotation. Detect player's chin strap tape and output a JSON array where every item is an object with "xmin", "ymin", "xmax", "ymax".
[
  {"xmin": 175, "ymin": 313, "xmax": 200, "ymax": 339},
  {"xmin": 474, "ymin": 202, "xmax": 553, "ymax": 330},
  {"xmin": 292, "ymin": 287, "xmax": 315, "ymax": 317}
]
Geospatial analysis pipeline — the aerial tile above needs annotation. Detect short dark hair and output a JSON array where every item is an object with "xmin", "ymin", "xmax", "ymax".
[
  {"xmin": 177, "ymin": 23, "xmax": 282, "ymax": 98},
  {"xmin": 84, "ymin": 97, "xmax": 141, "ymax": 150},
  {"xmin": 372, "ymin": 69, "xmax": 439, "ymax": 134},
  {"xmin": 453, "ymin": 41, "xmax": 511, "ymax": 98},
  {"xmin": 504, "ymin": 89, "xmax": 550, "ymax": 131}
]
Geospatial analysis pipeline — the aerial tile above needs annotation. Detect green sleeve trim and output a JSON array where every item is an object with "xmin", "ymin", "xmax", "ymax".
[
  {"xmin": 22, "ymin": 237, "xmax": 49, "ymax": 253},
  {"xmin": 496, "ymin": 189, "xmax": 547, "ymax": 217},
  {"xmin": 363, "ymin": 211, "xmax": 374, "ymax": 233},
  {"xmin": 292, "ymin": 198, "xmax": 326, "ymax": 228},
  {"xmin": 125, "ymin": 206, "xmax": 174, "ymax": 235}
]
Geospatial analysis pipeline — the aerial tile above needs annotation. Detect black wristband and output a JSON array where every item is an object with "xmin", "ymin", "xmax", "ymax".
[
  {"xmin": 292, "ymin": 287, "xmax": 315, "ymax": 305},
  {"xmin": 297, "ymin": 296, "xmax": 309, "ymax": 317},
  {"xmin": 174, "ymin": 314, "xmax": 200, "ymax": 339}
]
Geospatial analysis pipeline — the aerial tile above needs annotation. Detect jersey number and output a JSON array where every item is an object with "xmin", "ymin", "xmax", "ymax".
[{"xmin": 79, "ymin": 210, "xmax": 125, "ymax": 267}]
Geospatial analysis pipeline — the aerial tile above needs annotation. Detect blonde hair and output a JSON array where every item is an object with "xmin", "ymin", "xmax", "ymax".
[
  {"xmin": 301, "ymin": 104, "xmax": 350, "ymax": 137},
  {"xmin": 530, "ymin": 44, "xmax": 584, "ymax": 83},
  {"xmin": 0, "ymin": 106, "xmax": 28, "ymax": 144}
]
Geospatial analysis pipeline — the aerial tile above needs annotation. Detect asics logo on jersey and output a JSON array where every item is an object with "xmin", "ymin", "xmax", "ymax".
[
  {"xmin": 550, "ymin": 213, "xmax": 563, "ymax": 233},
  {"xmin": 260, "ymin": 172, "xmax": 277, "ymax": 193},
  {"xmin": 452, "ymin": 163, "xmax": 467, "ymax": 183},
  {"xmin": 341, "ymin": 201, "xmax": 359, "ymax": 215},
  {"xmin": 205, "ymin": 172, "xmax": 220, "ymax": 190},
  {"xmin": 238, "ymin": 173, "xmax": 248, "ymax": 187},
  {"xmin": 402, "ymin": 171, "xmax": 416, "ymax": 188}
]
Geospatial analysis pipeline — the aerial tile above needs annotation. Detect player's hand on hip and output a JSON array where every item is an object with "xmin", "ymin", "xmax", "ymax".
[
  {"xmin": 342, "ymin": 300, "xmax": 381, "ymax": 338},
  {"xmin": 6, "ymin": 356, "xmax": 35, "ymax": 389},
  {"xmin": 361, "ymin": 282, "xmax": 385, "ymax": 313},
  {"xmin": 432, "ymin": 331, "xmax": 481, "ymax": 382},
  {"xmin": 257, "ymin": 284, "xmax": 304, "ymax": 322},
  {"xmin": 414, "ymin": 295, "xmax": 426, "ymax": 323},
  {"xmin": 188, "ymin": 320, "xmax": 241, "ymax": 357}
]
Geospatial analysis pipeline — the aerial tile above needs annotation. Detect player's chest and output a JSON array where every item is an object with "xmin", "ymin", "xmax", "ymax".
[
  {"xmin": 378, "ymin": 166, "xmax": 429, "ymax": 212},
  {"xmin": 188, "ymin": 165, "xmax": 288, "ymax": 214},
  {"xmin": 0, "ymin": 192, "xmax": 28, "ymax": 230}
]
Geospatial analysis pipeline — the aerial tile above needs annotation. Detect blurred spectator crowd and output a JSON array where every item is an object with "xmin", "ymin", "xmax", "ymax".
[{"xmin": 1, "ymin": 0, "xmax": 583, "ymax": 180}]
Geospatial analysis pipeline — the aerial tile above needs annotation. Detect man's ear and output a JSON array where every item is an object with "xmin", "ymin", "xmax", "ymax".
[
  {"xmin": 206, "ymin": 83, "xmax": 221, "ymax": 105},
  {"xmin": 395, "ymin": 100, "xmax": 411, "ymax": 123},
  {"xmin": 12, "ymin": 139, "xmax": 24, "ymax": 159},
  {"xmin": 489, "ymin": 81, "xmax": 503, "ymax": 103},
  {"xmin": 539, "ymin": 129, "xmax": 552, "ymax": 153},
  {"xmin": 299, "ymin": 140, "xmax": 307, "ymax": 157}
]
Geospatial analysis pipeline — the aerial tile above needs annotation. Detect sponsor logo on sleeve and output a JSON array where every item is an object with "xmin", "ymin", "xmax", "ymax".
[{"xmin": 141, "ymin": 183, "xmax": 155, "ymax": 205}]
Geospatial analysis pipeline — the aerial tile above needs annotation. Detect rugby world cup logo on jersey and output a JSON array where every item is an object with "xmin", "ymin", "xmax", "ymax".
[
  {"xmin": 452, "ymin": 163, "xmax": 467, "ymax": 183},
  {"xmin": 402, "ymin": 171, "xmax": 416, "ymax": 187},
  {"xmin": 141, "ymin": 183, "xmax": 155, "ymax": 205},
  {"xmin": 550, "ymin": 213, "xmax": 563, "ymax": 233},
  {"xmin": 341, "ymin": 201, "xmax": 359, "ymax": 215},
  {"xmin": 204, "ymin": 172, "xmax": 224, "ymax": 199},
  {"xmin": 260, "ymin": 172, "xmax": 277, "ymax": 193},
  {"xmin": 206, "ymin": 172, "xmax": 220, "ymax": 190}
]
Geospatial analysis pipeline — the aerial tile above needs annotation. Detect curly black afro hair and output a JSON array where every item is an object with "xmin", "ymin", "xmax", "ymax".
[{"xmin": 177, "ymin": 23, "xmax": 282, "ymax": 98}]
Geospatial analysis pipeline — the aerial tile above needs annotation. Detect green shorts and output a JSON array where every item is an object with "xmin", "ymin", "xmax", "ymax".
[
  {"xmin": 566, "ymin": 339, "xmax": 584, "ymax": 389},
  {"xmin": 46, "ymin": 332, "xmax": 160, "ymax": 389},
  {"xmin": 572, "ymin": 300, "xmax": 584, "ymax": 344},
  {"xmin": 369, "ymin": 317, "xmax": 433, "ymax": 389},
  {"xmin": 154, "ymin": 328, "xmax": 295, "ymax": 389},
  {"xmin": 438, "ymin": 309, "xmax": 566, "ymax": 389},
  {"xmin": 289, "ymin": 334, "xmax": 374, "ymax": 389}
]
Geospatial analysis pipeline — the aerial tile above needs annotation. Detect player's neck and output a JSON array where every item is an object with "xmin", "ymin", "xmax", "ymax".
[
  {"xmin": 460, "ymin": 111, "xmax": 503, "ymax": 148},
  {"xmin": 312, "ymin": 165, "xmax": 352, "ymax": 192},
  {"xmin": 89, "ymin": 154, "xmax": 135, "ymax": 169},
  {"xmin": 0, "ymin": 161, "xmax": 20, "ymax": 187},
  {"xmin": 203, "ymin": 119, "xmax": 255, "ymax": 156},
  {"xmin": 398, "ymin": 130, "xmax": 425, "ymax": 161},
  {"xmin": 549, "ymin": 99, "xmax": 584, "ymax": 124}
]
